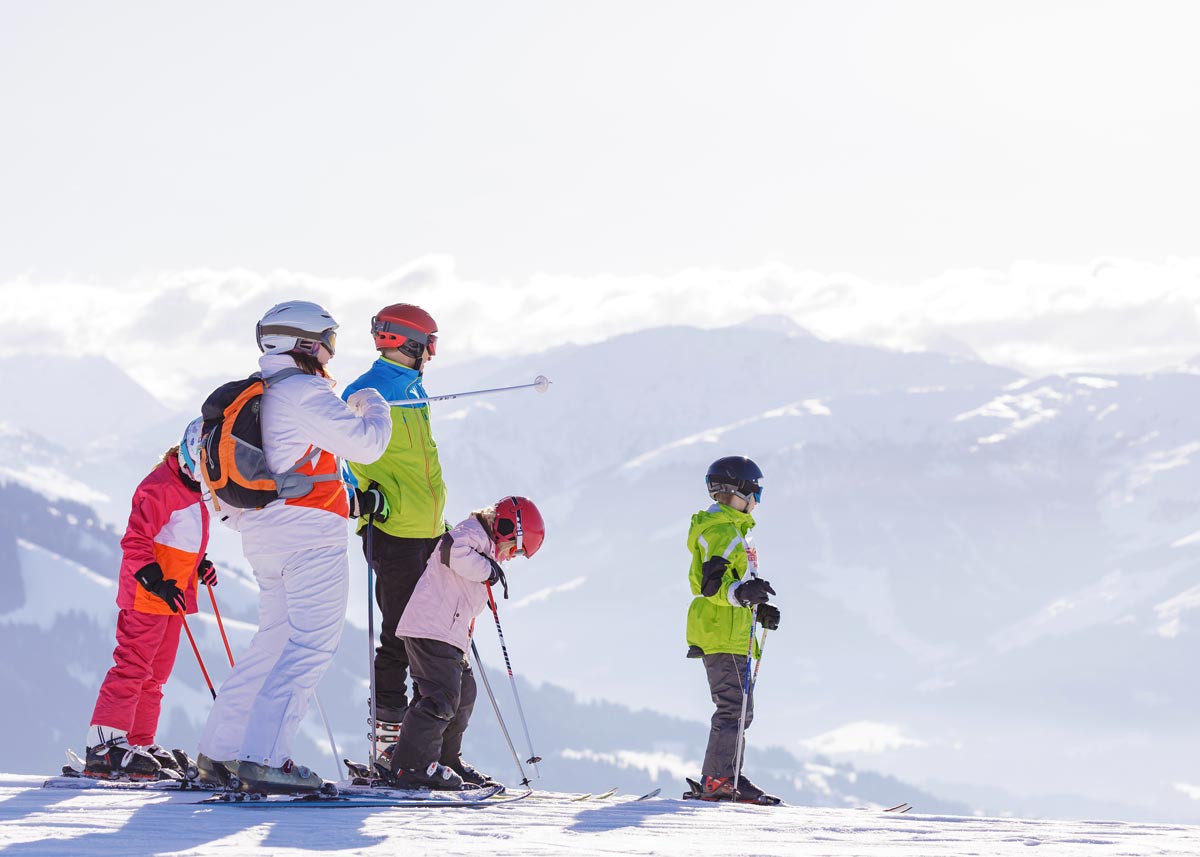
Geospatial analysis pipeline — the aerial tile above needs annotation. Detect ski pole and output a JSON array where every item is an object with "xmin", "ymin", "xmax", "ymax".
[
  {"xmin": 385, "ymin": 375, "xmax": 552, "ymax": 407},
  {"xmin": 206, "ymin": 584, "xmax": 235, "ymax": 669},
  {"xmin": 485, "ymin": 582, "xmax": 542, "ymax": 775},
  {"xmin": 180, "ymin": 612, "xmax": 216, "ymax": 700},
  {"xmin": 750, "ymin": 629, "xmax": 768, "ymax": 693},
  {"xmin": 470, "ymin": 638, "xmax": 532, "ymax": 788},
  {"xmin": 731, "ymin": 606, "xmax": 758, "ymax": 798},
  {"xmin": 314, "ymin": 691, "xmax": 344, "ymax": 781},
  {"xmin": 366, "ymin": 514, "xmax": 380, "ymax": 771}
]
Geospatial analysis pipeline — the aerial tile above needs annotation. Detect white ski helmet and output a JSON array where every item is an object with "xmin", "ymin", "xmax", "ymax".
[
  {"xmin": 255, "ymin": 300, "xmax": 339, "ymax": 357},
  {"xmin": 178, "ymin": 416, "xmax": 204, "ymax": 481}
]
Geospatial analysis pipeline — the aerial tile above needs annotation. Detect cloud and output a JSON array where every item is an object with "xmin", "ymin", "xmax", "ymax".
[{"xmin": 3, "ymin": 255, "xmax": 1199, "ymax": 408}]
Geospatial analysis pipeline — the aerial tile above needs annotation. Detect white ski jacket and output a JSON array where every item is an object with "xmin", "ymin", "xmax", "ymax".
[{"xmin": 237, "ymin": 354, "xmax": 392, "ymax": 556}]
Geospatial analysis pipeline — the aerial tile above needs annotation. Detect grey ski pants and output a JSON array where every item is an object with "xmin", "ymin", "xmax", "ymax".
[
  {"xmin": 389, "ymin": 637, "xmax": 478, "ymax": 773},
  {"xmin": 702, "ymin": 653, "xmax": 754, "ymax": 779}
]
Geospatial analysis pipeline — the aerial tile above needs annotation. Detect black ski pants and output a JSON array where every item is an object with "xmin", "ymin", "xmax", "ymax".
[
  {"xmin": 388, "ymin": 637, "xmax": 478, "ymax": 773},
  {"xmin": 361, "ymin": 528, "xmax": 440, "ymax": 720},
  {"xmin": 702, "ymin": 653, "xmax": 754, "ymax": 779}
]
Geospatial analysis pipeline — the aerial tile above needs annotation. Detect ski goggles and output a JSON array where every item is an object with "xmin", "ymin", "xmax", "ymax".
[
  {"xmin": 259, "ymin": 324, "xmax": 337, "ymax": 356},
  {"xmin": 371, "ymin": 318, "xmax": 437, "ymax": 356},
  {"xmin": 495, "ymin": 509, "xmax": 526, "ymax": 556}
]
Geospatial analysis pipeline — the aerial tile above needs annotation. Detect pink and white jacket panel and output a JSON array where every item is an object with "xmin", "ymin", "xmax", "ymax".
[
  {"xmin": 395, "ymin": 515, "xmax": 495, "ymax": 654},
  {"xmin": 117, "ymin": 461, "xmax": 209, "ymax": 615},
  {"xmin": 236, "ymin": 354, "xmax": 392, "ymax": 557}
]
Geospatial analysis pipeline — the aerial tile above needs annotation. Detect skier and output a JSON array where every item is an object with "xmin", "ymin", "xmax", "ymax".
[
  {"xmin": 195, "ymin": 300, "xmax": 391, "ymax": 793},
  {"xmin": 685, "ymin": 456, "xmax": 781, "ymax": 803},
  {"xmin": 385, "ymin": 496, "xmax": 545, "ymax": 790},
  {"xmin": 341, "ymin": 303, "xmax": 447, "ymax": 754},
  {"xmin": 83, "ymin": 417, "xmax": 214, "ymax": 779}
]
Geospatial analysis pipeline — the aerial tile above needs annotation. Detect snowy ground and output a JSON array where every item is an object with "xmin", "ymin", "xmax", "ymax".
[{"xmin": 0, "ymin": 775, "xmax": 1196, "ymax": 856}]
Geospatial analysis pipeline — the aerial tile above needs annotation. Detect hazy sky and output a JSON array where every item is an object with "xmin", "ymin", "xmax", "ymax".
[{"xmin": 3, "ymin": 1, "xmax": 1198, "ymax": 285}]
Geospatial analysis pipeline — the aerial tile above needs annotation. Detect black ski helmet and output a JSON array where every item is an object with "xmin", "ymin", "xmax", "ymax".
[{"xmin": 706, "ymin": 456, "xmax": 764, "ymax": 504}]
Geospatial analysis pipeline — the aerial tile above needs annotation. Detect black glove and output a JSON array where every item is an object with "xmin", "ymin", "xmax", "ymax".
[
  {"xmin": 483, "ymin": 554, "xmax": 510, "ymax": 599},
  {"xmin": 197, "ymin": 555, "xmax": 217, "ymax": 587},
  {"xmin": 757, "ymin": 603, "xmax": 780, "ymax": 630},
  {"xmin": 133, "ymin": 562, "xmax": 186, "ymax": 613},
  {"xmin": 350, "ymin": 487, "xmax": 390, "ymax": 521},
  {"xmin": 735, "ymin": 577, "xmax": 775, "ymax": 607}
]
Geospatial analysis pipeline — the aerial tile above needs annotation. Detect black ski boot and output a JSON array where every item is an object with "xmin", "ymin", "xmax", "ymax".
[
  {"xmin": 730, "ymin": 774, "xmax": 782, "ymax": 805},
  {"xmin": 695, "ymin": 774, "xmax": 782, "ymax": 806},
  {"xmin": 387, "ymin": 761, "xmax": 465, "ymax": 791},
  {"xmin": 446, "ymin": 757, "xmax": 503, "ymax": 790},
  {"xmin": 147, "ymin": 745, "xmax": 191, "ymax": 774},
  {"xmin": 84, "ymin": 739, "xmax": 162, "ymax": 780}
]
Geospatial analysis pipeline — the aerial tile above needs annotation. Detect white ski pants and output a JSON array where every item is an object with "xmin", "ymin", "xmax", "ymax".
[{"xmin": 197, "ymin": 544, "xmax": 348, "ymax": 767}]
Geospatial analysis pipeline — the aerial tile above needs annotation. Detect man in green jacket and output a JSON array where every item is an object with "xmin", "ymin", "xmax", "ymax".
[
  {"xmin": 343, "ymin": 303, "xmax": 448, "ymax": 753},
  {"xmin": 686, "ymin": 455, "xmax": 780, "ymax": 804}
]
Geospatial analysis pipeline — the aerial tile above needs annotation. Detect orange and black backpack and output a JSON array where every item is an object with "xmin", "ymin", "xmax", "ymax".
[{"xmin": 199, "ymin": 369, "xmax": 339, "ymax": 509}]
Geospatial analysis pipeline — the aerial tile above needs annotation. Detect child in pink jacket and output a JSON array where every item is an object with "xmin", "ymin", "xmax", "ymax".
[
  {"xmin": 84, "ymin": 418, "xmax": 213, "ymax": 779},
  {"xmin": 385, "ymin": 496, "xmax": 545, "ymax": 791}
]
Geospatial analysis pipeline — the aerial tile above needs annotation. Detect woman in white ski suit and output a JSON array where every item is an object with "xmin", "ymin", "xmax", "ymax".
[{"xmin": 198, "ymin": 308, "xmax": 391, "ymax": 780}]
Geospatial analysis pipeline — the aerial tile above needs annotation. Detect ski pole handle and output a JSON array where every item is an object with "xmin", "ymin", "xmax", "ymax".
[{"xmin": 385, "ymin": 376, "xmax": 551, "ymax": 407}]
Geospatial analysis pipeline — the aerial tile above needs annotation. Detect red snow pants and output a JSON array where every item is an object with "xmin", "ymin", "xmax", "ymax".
[{"xmin": 90, "ymin": 608, "xmax": 183, "ymax": 746}]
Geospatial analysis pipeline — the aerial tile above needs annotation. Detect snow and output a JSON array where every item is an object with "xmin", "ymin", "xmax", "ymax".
[
  {"xmin": 1, "ymin": 774, "xmax": 1197, "ymax": 856},
  {"xmin": 799, "ymin": 721, "xmax": 928, "ymax": 756}
]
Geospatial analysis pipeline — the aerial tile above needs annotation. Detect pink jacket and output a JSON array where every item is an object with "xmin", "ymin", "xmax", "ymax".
[
  {"xmin": 395, "ymin": 515, "xmax": 495, "ymax": 654},
  {"xmin": 117, "ymin": 460, "xmax": 209, "ymax": 615}
]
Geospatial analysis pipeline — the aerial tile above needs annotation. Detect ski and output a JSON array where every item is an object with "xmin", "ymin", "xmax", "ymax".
[
  {"xmin": 884, "ymin": 802, "xmax": 911, "ymax": 813},
  {"xmin": 199, "ymin": 787, "xmax": 531, "ymax": 808},
  {"xmin": 43, "ymin": 773, "xmax": 215, "ymax": 792},
  {"xmin": 636, "ymin": 787, "xmax": 662, "ymax": 801}
]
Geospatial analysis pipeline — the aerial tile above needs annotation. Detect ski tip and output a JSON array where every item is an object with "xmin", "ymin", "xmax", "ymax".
[{"xmin": 636, "ymin": 788, "xmax": 662, "ymax": 801}]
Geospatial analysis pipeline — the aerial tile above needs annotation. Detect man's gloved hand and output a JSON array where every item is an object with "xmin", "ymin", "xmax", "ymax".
[
  {"xmin": 350, "ymin": 487, "xmax": 390, "ymax": 521},
  {"xmin": 757, "ymin": 603, "xmax": 781, "ymax": 630},
  {"xmin": 734, "ymin": 577, "xmax": 775, "ymax": 607},
  {"xmin": 133, "ymin": 562, "xmax": 186, "ymax": 613},
  {"xmin": 197, "ymin": 555, "xmax": 217, "ymax": 587}
]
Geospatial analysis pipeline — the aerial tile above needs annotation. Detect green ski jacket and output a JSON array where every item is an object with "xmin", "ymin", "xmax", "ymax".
[
  {"xmin": 685, "ymin": 502, "xmax": 759, "ymax": 657},
  {"xmin": 343, "ymin": 358, "xmax": 447, "ymax": 539}
]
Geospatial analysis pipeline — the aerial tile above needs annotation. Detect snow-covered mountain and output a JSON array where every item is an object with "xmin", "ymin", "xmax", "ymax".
[{"xmin": 4, "ymin": 318, "xmax": 1200, "ymax": 821}]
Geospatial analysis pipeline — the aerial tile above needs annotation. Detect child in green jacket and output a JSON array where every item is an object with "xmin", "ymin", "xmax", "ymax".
[{"xmin": 685, "ymin": 455, "xmax": 780, "ymax": 804}]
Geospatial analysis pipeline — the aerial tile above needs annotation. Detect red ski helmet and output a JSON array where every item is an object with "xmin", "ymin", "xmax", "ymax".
[
  {"xmin": 371, "ymin": 303, "xmax": 438, "ymax": 358},
  {"xmin": 493, "ymin": 496, "xmax": 545, "ymax": 558}
]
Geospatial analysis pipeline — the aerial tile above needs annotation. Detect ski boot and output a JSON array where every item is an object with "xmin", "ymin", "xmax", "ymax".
[
  {"xmin": 446, "ymin": 757, "xmax": 504, "ymax": 791},
  {"xmin": 231, "ymin": 759, "xmax": 331, "ymax": 795},
  {"xmin": 193, "ymin": 753, "xmax": 237, "ymax": 787},
  {"xmin": 84, "ymin": 738, "xmax": 162, "ymax": 781},
  {"xmin": 146, "ymin": 745, "xmax": 192, "ymax": 774},
  {"xmin": 368, "ymin": 701, "xmax": 404, "ymax": 747},
  {"xmin": 386, "ymin": 761, "xmax": 465, "ymax": 791},
  {"xmin": 696, "ymin": 774, "xmax": 782, "ymax": 806}
]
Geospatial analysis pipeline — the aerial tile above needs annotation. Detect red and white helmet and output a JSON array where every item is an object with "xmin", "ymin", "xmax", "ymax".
[
  {"xmin": 493, "ymin": 496, "xmax": 545, "ymax": 558},
  {"xmin": 371, "ymin": 303, "xmax": 438, "ymax": 358},
  {"xmin": 256, "ymin": 300, "xmax": 339, "ymax": 356}
]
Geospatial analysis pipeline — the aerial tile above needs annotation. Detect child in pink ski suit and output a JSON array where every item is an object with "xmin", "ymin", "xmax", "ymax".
[{"xmin": 85, "ymin": 417, "xmax": 213, "ymax": 779}]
